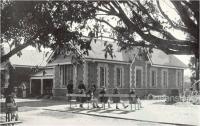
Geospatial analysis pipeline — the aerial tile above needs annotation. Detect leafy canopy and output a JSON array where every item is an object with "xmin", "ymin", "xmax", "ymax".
[{"xmin": 1, "ymin": 0, "xmax": 199, "ymax": 63}]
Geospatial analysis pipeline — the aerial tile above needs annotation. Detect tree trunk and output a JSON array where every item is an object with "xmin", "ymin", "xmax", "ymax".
[
  {"xmin": 195, "ymin": 58, "xmax": 199, "ymax": 91},
  {"xmin": 1, "ymin": 35, "xmax": 38, "ymax": 63}
]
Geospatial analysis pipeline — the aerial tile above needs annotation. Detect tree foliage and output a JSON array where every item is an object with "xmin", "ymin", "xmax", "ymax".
[
  {"xmin": 189, "ymin": 56, "xmax": 199, "ymax": 91},
  {"xmin": 1, "ymin": 0, "xmax": 199, "ymax": 63}
]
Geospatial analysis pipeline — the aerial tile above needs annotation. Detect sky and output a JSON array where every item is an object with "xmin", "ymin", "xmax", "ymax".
[{"xmin": 175, "ymin": 55, "xmax": 193, "ymax": 77}]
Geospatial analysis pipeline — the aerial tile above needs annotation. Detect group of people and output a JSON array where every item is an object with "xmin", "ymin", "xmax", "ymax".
[{"xmin": 67, "ymin": 80, "xmax": 142, "ymax": 109}]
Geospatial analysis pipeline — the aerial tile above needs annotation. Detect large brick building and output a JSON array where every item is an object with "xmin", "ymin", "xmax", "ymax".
[{"xmin": 45, "ymin": 39, "xmax": 187, "ymax": 98}]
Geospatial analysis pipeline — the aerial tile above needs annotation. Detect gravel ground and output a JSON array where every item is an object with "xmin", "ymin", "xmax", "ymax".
[{"xmin": 1, "ymin": 98, "xmax": 199, "ymax": 126}]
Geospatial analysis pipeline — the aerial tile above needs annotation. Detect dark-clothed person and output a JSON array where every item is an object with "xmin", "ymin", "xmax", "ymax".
[
  {"xmin": 67, "ymin": 80, "xmax": 73, "ymax": 101},
  {"xmin": 129, "ymin": 88, "xmax": 137, "ymax": 104},
  {"xmin": 77, "ymin": 89, "xmax": 86, "ymax": 108},
  {"xmin": 99, "ymin": 87, "xmax": 110, "ymax": 108},
  {"xmin": 67, "ymin": 80, "xmax": 73, "ymax": 94},
  {"xmin": 78, "ymin": 81, "xmax": 86, "ymax": 91},
  {"xmin": 112, "ymin": 88, "xmax": 128, "ymax": 109},
  {"xmin": 86, "ymin": 84, "xmax": 99, "ymax": 108}
]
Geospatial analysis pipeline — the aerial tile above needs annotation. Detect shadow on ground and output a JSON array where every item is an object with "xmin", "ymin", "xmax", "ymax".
[
  {"xmin": 17, "ymin": 99, "xmax": 67, "ymax": 107},
  {"xmin": 38, "ymin": 110, "xmax": 78, "ymax": 119}
]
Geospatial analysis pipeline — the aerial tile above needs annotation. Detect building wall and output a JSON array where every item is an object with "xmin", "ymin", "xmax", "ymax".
[
  {"xmin": 53, "ymin": 60, "xmax": 184, "ymax": 97},
  {"xmin": 168, "ymin": 68, "xmax": 177, "ymax": 88},
  {"xmin": 54, "ymin": 65, "xmax": 60, "ymax": 88}
]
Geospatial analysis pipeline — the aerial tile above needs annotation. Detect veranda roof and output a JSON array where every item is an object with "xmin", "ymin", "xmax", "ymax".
[{"xmin": 30, "ymin": 68, "xmax": 53, "ymax": 79}]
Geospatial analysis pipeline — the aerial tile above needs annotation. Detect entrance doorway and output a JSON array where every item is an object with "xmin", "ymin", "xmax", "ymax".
[
  {"xmin": 31, "ymin": 79, "xmax": 41, "ymax": 96},
  {"xmin": 43, "ymin": 79, "xmax": 53, "ymax": 95},
  {"xmin": 31, "ymin": 79, "xmax": 53, "ymax": 97}
]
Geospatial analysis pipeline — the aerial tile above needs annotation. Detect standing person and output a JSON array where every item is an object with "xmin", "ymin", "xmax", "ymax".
[
  {"xmin": 67, "ymin": 80, "xmax": 73, "ymax": 94},
  {"xmin": 67, "ymin": 80, "xmax": 73, "ymax": 101},
  {"xmin": 112, "ymin": 88, "xmax": 128, "ymax": 109},
  {"xmin": 77, "ymin": 80, "xmax": 86, "ymax": 108},
  {"xmin": 129, "ymin": 88, "xmax": 138, "ymax": 110},
  {"xmin": 136, "ymin": 95, "xmax": 142, "ymax": 108},
  {"xmin": 130, "ymin": 89, "xmax": 142, "ymax": 109},
  {"xmin": 99, "ymin": 87, "xmax": 110, "ymax": 108},
  {"xmin": 87, "ymin": 84, "xmax": 99, "ymax": 108}
]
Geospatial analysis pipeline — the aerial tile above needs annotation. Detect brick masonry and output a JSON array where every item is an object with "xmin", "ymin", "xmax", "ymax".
[{"xmin": 53, "ymin": 60, "xmax": 184, "ymax": 97}]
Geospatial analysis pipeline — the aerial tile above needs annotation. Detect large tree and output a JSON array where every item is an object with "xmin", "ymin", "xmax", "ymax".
[
  {"xmin": 1, "ymin": 1, "xmax": 97, "ymax": 62},
  {"xmin": 1, "ymin": 1, "xmax": 199, "ymax": 66}
]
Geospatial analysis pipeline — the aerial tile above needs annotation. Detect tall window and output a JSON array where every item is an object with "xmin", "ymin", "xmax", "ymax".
[
  {"xmin": 116, "ymin": 67, "xmax": 123, "ymax": 87},
  {"xmin": 176, "ymin": 70, "xmax": 182, "ymax": 87},
  {"xmin": 150, "ymin": 69, "xmax": 157, "ymax": 88},
  {"xmin": 135, "ymin": 66, "xmax": 143, "ymax": 88},
  {"xmin": 162, "ymin": 70, "xmax": 168, "ymax": 88},
  {"xmin": 98, "ymin": 63, "xmax": 109, "ymax": 88},
  {"xmin": 100, "ymin": 66, "xmax": 106, "ymax": 87},
  {"xmin": 136, "ymin": 69, "xmax": 142, "ymax": 88},
  {"xmin": 60, "ymin": 65, "xmax": 73, "ymax": 87}
]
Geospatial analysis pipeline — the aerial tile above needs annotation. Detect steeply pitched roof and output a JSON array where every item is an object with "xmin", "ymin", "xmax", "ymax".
[
  {"xmin": 47, "ymin": 38, "xmax": 187, "ymax": 68},
  {"xmin": 148, "ymin": 49, "xmax": 187, "ymax": 68},
  {"xmin": 4, "ymin": 48, "xmax": 50, "ymax": 67}
]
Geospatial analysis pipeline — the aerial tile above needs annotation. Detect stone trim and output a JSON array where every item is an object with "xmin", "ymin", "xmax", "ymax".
[
  {"xmin": 83, "ymin": 62, "xmax": 88, "ymax": 87},
  {"xmin": 145, "ymin": 61, "xmax": 148, "ymax": 88},
  {"xmin": 73, "ymin": 65, "xmax": 77, "ymax": 88},
  {"xmin": 60, "ymin": 65, "xmax": 63, "ymax": 88}
]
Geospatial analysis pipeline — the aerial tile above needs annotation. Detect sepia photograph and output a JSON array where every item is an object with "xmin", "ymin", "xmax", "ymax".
[{"xmin": 0, "ymin": 0, "xmax": 199, "ymax": 126}]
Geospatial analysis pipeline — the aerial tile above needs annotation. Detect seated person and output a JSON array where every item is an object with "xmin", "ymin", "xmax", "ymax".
[
  {"xmin": 112, "ymin": 88, "xmax": 128, "ymax": 109},
  {"xmin": 77, "ymin": 89, "xmax": 86, "ymax": 108},
  {"xmin": 5, "ymin": 92, "xmax": 18, "ymax": 121},
  {"xmin": 99, "ymin": 87, "xmax": 110, "ymax": 108},
  {"xmin": 67, "ymin": 80, "xmax": 73, "ymax": 101},
  {"xmin": 129, "ymin": 89, "xmax": 143, "ymax": 108},
  {"xmin": 67, "ymin": 80, "xmax": 74, "ymax": 94},
  {"xmin": 129, "ymin": 88, "xmax": 137, "ymax": 104},
  {"xmin": 78, "ymin": 81, "xmax": 86, "ymax": 91}
]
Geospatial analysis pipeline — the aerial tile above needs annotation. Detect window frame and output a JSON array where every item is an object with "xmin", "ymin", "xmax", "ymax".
[
  {"xmin": 161, "ymin": 69, "xmax": 168, "ymax": 88},
  {"xmin": 60, "ymin": 65, "xmax": 73, "ymax": 88},
  {"xmin": 97, "ymin": 63, "xmax": 109, "ymax": 88},
  {"xmin": 150, "ymin": 68, "xmax": 157, "ymax": 88},
  {"xmin": 114, "ymin": 65, "xmax": 124, "ymax": 88},
  {"xmin": 134, "ymin": 66, "xmax": 143, "ymax": 88},
  {"xmin": 176, "ymin": 70, "xmax": 182, "ymax": 88}
]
